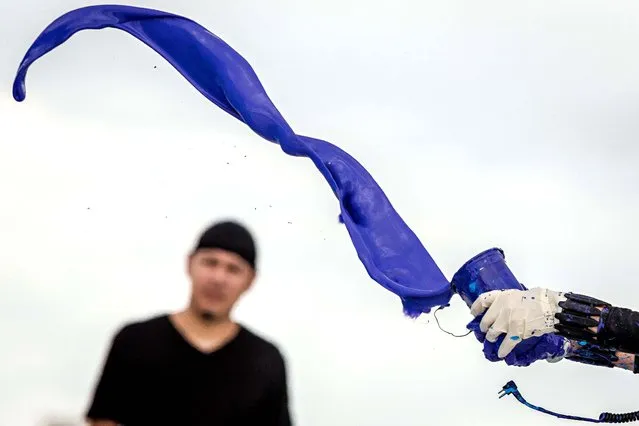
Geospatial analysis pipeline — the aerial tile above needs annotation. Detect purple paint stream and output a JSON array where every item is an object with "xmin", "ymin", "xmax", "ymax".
[{"xmin": 12, "ymin": 4, "xmax": 452, "ymax": 316}]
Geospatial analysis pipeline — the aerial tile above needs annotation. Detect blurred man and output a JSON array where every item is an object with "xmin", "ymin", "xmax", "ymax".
[{"xmin": 86, "ymin": 220, "xmax": 292, "ymax": 426}]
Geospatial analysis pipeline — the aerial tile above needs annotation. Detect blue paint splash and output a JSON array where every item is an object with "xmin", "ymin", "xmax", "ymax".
[{"xmin": 12, "ymin": 4, "xmax": 453, "ymax": 316}]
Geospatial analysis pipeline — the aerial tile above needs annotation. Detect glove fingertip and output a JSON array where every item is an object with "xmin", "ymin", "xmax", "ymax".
[
  {"xmin": 470, "ymin": 305, "xmax": 484, "ymax": 317},
  {"xmin": 498, "ymin": 336, "xmax": 521, "ymax": 358}
]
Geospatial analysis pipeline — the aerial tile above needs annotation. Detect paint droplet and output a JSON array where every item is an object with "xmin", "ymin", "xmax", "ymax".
[{"xmin": 510, "ymin": 336, "xmax": 520, "ymax": 341}]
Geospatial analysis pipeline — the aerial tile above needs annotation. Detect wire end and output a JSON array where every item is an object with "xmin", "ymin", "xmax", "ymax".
[{"xmin": 498, "ymin": 380, "xmax": 518, "ymax": 399}]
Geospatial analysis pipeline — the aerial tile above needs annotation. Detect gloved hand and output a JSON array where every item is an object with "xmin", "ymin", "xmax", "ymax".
[{"xmin": 470, "ymin": 287, "xmax": 567, "ymax": 358}]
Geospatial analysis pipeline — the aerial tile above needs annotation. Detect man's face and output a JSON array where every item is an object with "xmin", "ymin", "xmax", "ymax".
[{"xmin": 187, "ymin": 248, "xmax": 255, "ymax": 319}]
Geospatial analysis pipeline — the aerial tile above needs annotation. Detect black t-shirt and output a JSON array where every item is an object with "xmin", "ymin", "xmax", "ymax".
[{"xmin": 86, "ymin": 314, "xmax": 292, "ymax": 426}]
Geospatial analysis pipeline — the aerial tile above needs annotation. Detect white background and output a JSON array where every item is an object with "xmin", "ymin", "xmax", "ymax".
[{"xmin": 1, "ymin": 1, "xmax": 638, "ymax": 425}]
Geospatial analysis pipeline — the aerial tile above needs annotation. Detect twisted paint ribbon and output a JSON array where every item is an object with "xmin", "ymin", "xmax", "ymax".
[{"xmin": 12, "ymin": 4, "xmax": 453, "ymax": 316}]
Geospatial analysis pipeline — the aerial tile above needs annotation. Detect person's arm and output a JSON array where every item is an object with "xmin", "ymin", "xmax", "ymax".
[
  {"xmin": 85, "ymin": 325, "xmax": 134, "ymax": 425},
  {"xmin": 262, "ymin": 351, "xmax": 292, "ymax": 426},
  {"xmin": 613, "ymin": 351, "xmax": 638, "ymax": 372},
  {"xmin": 563, "ymin": 339, "xmax": 637, "ymax": 372}
]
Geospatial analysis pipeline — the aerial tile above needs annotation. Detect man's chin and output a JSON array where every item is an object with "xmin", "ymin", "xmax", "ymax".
[{"xmin": 197, "ymin": 306, "xmax": 230, "ymax": 323}]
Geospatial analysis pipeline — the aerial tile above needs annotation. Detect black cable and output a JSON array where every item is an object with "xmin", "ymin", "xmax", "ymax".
[{"xmin": 432, "ymin": 306, "xmax": 471, "ymax": 338}]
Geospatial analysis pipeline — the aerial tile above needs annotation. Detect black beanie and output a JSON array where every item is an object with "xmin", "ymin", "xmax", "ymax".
[{"xmin": 194, "ymin": 220, "xmax": 257, "ymax": 269}]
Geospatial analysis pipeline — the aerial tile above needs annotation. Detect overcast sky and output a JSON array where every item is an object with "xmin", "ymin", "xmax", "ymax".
[{"xmin": 2, "ymin": 1, "xmax": 639, "ymax": 425}]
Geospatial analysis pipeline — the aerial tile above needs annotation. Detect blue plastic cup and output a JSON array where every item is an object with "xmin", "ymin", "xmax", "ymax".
[{"xmin": 452, "ymin": 248, "xmax": 526, "ymax": 307}]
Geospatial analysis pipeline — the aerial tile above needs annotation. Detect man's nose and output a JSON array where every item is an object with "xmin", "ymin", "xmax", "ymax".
[{"xmin": 209, "ymin": 267, "xmax": 230, "ymax": 283}]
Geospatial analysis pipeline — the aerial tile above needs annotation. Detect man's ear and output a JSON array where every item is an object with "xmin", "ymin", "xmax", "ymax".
[
  {"xmin": 186, "ymin": 252, "xmax": 195, "ymax": 275},
  {"xmin": 245, "ymin": 269, "xmax": 256, "ymax": 291}
]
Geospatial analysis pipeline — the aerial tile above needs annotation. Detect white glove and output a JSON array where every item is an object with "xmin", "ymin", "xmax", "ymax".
[{"xmin": 469, "ymin": 287, "xmax": 567, "ymax": 358}]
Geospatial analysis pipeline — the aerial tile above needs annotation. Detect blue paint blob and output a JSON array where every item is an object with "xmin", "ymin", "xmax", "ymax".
[{"xmin": 510, "ymin": 336, "xmax": 520, "ymax": 341}]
